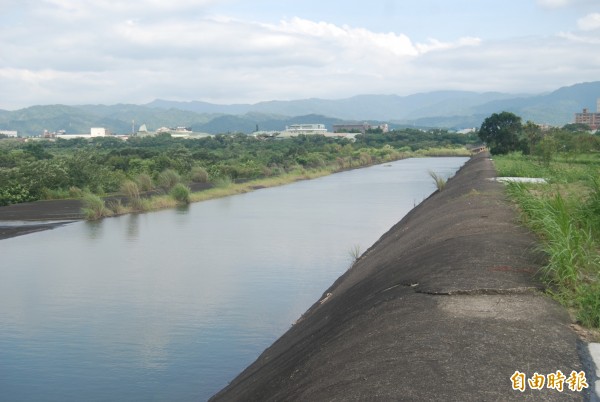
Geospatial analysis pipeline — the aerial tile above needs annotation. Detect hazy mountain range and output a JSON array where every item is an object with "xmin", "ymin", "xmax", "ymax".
[{"xmin": 1, "ymin": 81, "xmax": 599, "ymax": 136}]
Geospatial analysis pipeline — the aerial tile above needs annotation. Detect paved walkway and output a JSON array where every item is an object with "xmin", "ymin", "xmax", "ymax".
[{"xmin": 212, "ymin": 152, "xmax": 596, "ymax": 401}]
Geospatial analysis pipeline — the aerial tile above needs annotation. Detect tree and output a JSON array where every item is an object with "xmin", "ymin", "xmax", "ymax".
[{"xmin": 478, "ymin": 112, "xmax": 527, "ymax": 154}]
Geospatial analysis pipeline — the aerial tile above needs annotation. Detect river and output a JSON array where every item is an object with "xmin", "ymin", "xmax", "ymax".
[{"xmin": 0, "ymin": 157, "xmax": 467, "ymax": 401}]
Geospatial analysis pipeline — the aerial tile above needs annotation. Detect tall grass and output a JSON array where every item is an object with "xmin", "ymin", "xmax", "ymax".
[
  {"xmin": 81, "ymin": 193, "xmax": 113, "ymax": 220},
  {"xmin": 190, "ymin": 166, "xmax": 209, "ymax": 183},
  {"xmin": 170, "ymin": 183, "xmax": 191, "ymax": 204},
  {"xmin": 157, "ymin": 169, "xmax": 180, "ymax": 191},
  {"xmin": 506, "ymin": 180, "xmax": 600, "ymax": 328},
  {"xmin": 121, "ymin": 180, "xmax": 143, "ymax": 209},
  {"xmin": 136, "ymin": 173, "xmax": 154, "ymax": 192},
  {"xmin": 428, "ymin": 170, "xmax": 446, "ymax": 191}
]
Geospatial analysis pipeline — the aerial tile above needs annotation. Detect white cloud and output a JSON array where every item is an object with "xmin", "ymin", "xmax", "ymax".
[
  {"xmin": 0, "ymin": 1, "xmax": 599, "ymax": 109},
  {"xmin": 578, "ymin": 13, "xmax": 600, "ymax": 31}
]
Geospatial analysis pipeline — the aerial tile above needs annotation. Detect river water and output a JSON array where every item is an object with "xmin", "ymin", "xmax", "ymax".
[{"xmin": 0, "ymin": 157, "xmax": 467, "ymax": 401}]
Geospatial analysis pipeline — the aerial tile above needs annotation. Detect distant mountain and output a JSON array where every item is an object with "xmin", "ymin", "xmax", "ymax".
[
  {"xmin": 473, "ymin": 81, "xmax": 600, "ymax": 125},
  {"xmin": 146, "ymin": 91, "xmax": 519, "ymax": 121},
  {"xmin": 1, "ymin": 81, "xmax": 598, "ymax": 136}
]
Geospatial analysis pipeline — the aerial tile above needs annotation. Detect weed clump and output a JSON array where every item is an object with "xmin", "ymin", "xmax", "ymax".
[
  {"xmin": 157, "ymin": 169, "xmax": 180, "ymax": 191},
  {"xmin": 81, "ymin": 193, "xmax": 113, "ymax": 220},
  {"xmin": 428, "ymin": 170, "xmax": 446, "ymax": 191},
  {"xmin": 170, "ymin": 183, "xmax": 191, "ymax": 204}
]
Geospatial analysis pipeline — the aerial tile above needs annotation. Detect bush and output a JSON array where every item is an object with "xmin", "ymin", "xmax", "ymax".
[
  {"xmin": 170, "ymin": 183, "xmax": 191, "ymax": 204},
  {"xmin": 213, "ymin": 175, "xmax": 232, "ymax": 188},
  {"xmin": 136, "ymin": 173, "xmax": 154, "ymax": 192},
  {"xmin": 157, "ymin": 169, "xmax": 180, "ymax": 191},
  {"xmin": 190, "ymin": 166, "xmax": 209, "ymax": 183}
]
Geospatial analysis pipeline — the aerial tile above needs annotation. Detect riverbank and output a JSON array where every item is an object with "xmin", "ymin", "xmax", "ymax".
[
  {"xmin": 211, "ymin": 151, "xmax": 595, "ymax": 401},
  {"xmin": 0, "ymin": 151, "xmax": 471, "ymax": 240},
  {"xmin": 0, "ymin": 169, "xmax": 335, "ymax": 240}
]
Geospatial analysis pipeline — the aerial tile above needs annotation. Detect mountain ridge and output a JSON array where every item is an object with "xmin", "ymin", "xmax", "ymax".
[{"xmin": 1, "ymin": 81, "xmax": 598, "ymax": 136}]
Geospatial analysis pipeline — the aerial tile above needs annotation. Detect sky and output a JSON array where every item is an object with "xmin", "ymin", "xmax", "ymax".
[{"xmin": 1, "ymin": 0, "xmax": 600, "ymax": 110}]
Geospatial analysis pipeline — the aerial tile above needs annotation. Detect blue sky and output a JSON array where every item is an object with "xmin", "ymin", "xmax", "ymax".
[{"xmin": 1, "ymin": 0, "xmax": 599, "ymax": 109}]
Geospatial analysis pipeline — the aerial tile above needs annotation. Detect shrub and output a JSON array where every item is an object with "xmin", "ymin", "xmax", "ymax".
[
  {"xmin": 190, "ymin": 166, "xmax": 209, "ymax": 183},
  {"xmin": 213, "ymin": 175, "xmax": 232, "ymax": 188},
  {"xmin": 41, "ymin": 188, "xmax": 70, "ymax": 200},
  {"xmin": 157, "ymin": 169, "xmax": 180, "ymax": 191},
  {"xmin": 170, "ymin": 183, "xmax": 191, "ymax": 204},
  {"xmin": 136, "ymin": 173, "xmax": 154, "ymax": 192}
]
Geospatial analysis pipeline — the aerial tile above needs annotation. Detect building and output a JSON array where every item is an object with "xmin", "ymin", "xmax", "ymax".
[
  {"xmin": 91, "ymin": 127, "xmax": 110, "ymax": 137},
  {"xmin": 284, "ymin": 124, "xmax": 328, "ymax": 135},
  {"xmin": 574, "ymin": 99, "xmax": 600, "ymax": 130},
  {"xmin": 0, "ymin": 130, "xmax": 18, "ymax": 137},
  {"xmin": 333, "ymin": 123, "xmax": 389, "ymax": 134},
  {"xmin": 56, "ymin": 127, "xmax": 111, "ymax": 139}
]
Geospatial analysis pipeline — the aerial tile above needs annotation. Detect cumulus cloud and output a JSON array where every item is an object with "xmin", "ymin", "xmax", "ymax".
[{"xmin": 578, "ymin": 13, "xmax": 600, "ymax": 31}]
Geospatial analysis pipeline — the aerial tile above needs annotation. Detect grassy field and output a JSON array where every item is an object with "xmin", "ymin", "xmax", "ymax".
[{"xmin": 493, "ymin": 152, "xmax": 600, "ymax": 330}]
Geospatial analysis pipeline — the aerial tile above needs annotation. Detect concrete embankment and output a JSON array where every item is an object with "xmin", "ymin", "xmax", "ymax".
[{"xmin": 212, "ymin": 152, "xmax": 593, "ymax": 401}]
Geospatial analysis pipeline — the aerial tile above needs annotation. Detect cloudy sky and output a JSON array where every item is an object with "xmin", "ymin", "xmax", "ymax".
[{"xmin": 1, "ymin": 0, "xmax": 600, "ymax": 110}]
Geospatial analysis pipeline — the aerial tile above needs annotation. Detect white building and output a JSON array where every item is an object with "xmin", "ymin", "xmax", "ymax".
[
  {"xmin": 279, "ymin": 124, "xmax": 328, "ymax": 138},
  {"xmin": 0, "ymin": 130, "xmax": 18, "ymax": 137},
  {"xmin": 56, "ymin": 127, "xmax": 111, "ymax": 139},
  {"xmin": 91, "ymin": 127, "xmax": 109, "ymax": 137}
]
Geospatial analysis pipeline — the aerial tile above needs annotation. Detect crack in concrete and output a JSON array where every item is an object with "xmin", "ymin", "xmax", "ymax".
[{"xmin": 416, "ymin": 286, "xmax": 543, "ymax": 296}]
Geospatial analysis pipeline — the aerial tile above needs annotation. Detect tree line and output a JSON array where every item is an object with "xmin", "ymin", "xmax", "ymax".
[{"xmin": 0, "ymin": 129, "xmax": 476, "ymax": 206}]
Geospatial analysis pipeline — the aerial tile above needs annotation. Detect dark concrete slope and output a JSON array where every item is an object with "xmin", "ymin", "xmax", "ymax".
[{"xmin": 212, "ymin": 152, "xmax": 586, "ymax": 401}]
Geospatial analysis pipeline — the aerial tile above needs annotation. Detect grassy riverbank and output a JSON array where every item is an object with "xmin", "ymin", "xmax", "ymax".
[
  {"xmin": 493, "ymin": 152, "xmax": 600, "ymax": 329},
  {"xmin": 81, "ymin": 147, "xmax": 471, "ymax": 219}
]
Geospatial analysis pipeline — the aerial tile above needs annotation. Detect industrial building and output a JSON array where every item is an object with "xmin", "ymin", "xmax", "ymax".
[{"xmin": 574, "ymin": 99, "xmax": 600, "ymax": 130}]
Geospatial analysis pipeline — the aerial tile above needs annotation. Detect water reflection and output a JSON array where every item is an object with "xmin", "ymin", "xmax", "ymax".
[
  {"xmin": 84, "ymin": 220, "xmax": 103, "ymax": 239},
  {"xmin": 126, "ymin": 214, "xmax": 139, "ymax": 240}
]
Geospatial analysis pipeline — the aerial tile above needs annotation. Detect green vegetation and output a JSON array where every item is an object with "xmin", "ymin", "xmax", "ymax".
[
  {"xmin": 428, "ymin": 170, "xmax": 447, "ymax": 191},
  {"xmin": 478, "ymin": 112, "xmax": 529, "ymax": 154},
  {"xmin": 170, "ymin": 183, "xmax": 191, "ymax": 204},
  {"xmin": 81, "ymin": 193, "xmax": 113, "ymax": 220},
  {"xmin": 491, "ymin": 120, "xmax": 600, "ymax": 329},
  {"xmin": 0, "ymin": 129, "xmax": 477, "ymax": 209}
]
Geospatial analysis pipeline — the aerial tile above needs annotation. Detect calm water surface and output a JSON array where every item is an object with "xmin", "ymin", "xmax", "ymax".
[{"xmin": 0, "ymin": 157, "xmax": 467, "ymax": 401}]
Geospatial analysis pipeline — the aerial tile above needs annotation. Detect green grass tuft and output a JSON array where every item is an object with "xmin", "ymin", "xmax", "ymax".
[
  {"xmin": 81, "ymin": 193, "xmax": 113, "ymax": 220},
  {"xmin": 170, "ymin": 183, "xmax": 191, "ymax": 204},
  {"xmin": 428, "ymin": 170, "xmax": 446, "ymax": 191}
]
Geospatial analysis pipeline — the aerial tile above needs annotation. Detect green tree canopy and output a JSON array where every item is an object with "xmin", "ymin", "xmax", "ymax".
[{"xmin": 478, "ymin": 112, "xmax": 527, "ymax": 154}]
